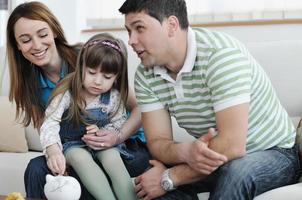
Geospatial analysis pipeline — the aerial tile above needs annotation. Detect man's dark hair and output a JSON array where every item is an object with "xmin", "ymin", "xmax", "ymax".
[{"xmin": 119, "ymin": 0, "xmax": 189, "ymax": 30}]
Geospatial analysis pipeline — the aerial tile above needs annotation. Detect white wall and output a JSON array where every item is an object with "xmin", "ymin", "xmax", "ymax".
[
  {"xmin": 4, "ymin": 0, "xmax": 302, "ymax": 44},
  {"xmin": 0, "ymin": 10, "xmax": 8, "ymax": 46},
  {"xmin": 84, "ymin": 0, "xmax": 302, "ymax": 18},
  {"xmin": 5, "ymin": 0, "xmax": 87, "ymax": 44},
  {"xmin": 32, "ymin": 0, "xmax": 86, "ymax": 43}
]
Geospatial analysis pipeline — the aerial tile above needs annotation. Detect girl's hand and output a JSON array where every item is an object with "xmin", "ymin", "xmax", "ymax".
[
  {"xmin": 46, "ymin": 144, "xmax": 66, "ymax": 175},
  {"xmin": 82, "ymin": 129, "xmax": 120, "ymax": 150},
  {"xmin": 86, "ymin": 124, "xmax": 99, "ymax": 135}
]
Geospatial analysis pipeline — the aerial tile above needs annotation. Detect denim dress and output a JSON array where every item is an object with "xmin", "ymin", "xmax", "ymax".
[
  {"xmin": 59, "ymin": 91, "xmax": 111, "ymax": 154},
  {"xmin": 59, "ymin": 91, "xmax": 151, "ymax": 176}
]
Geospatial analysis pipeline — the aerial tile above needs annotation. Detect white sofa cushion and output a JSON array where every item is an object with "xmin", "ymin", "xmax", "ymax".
[
  {"xmin": 254, "ymin": 183, "xmax": 302, "ymax": 200},
  {"xmin": 0, "ymin": 96, "xmax": 28, "ymax": 152},
  {"xmin": 0, "ymin": 151, "xmax": 42, "ymax": 196}
]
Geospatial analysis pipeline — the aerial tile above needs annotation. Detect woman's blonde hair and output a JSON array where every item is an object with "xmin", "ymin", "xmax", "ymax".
[
  {"xmin": 50, "ymin": 33, "xmax": 129, "ymax": 126},
  {"xmin": 6, "ymin": 1, "xmax": 79, "ymax": 128}
]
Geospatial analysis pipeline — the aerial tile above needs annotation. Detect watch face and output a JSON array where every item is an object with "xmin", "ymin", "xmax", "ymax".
[{"xmin": 162, "ymin": 180, "xmax": 172, "ymax": 191}]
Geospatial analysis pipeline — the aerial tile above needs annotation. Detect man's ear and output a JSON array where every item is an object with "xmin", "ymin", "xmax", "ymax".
[{"xmin": 167, "ymin": 15, "xmax": 179, "ymax": 37}]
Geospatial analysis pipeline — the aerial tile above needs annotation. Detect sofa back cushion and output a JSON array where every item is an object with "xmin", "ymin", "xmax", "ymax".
[
  {"xmin": 0, "ymin": 96, "xmax": 28, "ymax": 152},
  {"xmin": 0, "ymin": 46, "xmax": 42, "ymax": 151}
]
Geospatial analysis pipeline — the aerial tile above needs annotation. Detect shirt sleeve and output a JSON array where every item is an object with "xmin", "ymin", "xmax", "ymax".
[
  {"xmin": 134, "ymin": 65, "xmax": 165, "ymax": 112},
  {"xmin": 40, "ymin": 91, "xmax": 71, "ymax": 154},
  {"xmin": 103, "ymin": 89, "xmax": 127, "ymax": 132},
  {"xmin": 205, "ymin": 48, "xmax": 252, "ymax": 112}
]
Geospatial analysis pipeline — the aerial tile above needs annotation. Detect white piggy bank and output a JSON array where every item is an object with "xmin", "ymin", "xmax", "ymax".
[{"xmin": 44, "ymin": 174, "xmax": 81, "ymax": 200}]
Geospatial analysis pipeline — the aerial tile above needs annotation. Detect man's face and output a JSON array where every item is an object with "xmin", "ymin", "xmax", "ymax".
[{"xmin": 125, "ymin": 11, "xmax": 169, "ymax": 68}]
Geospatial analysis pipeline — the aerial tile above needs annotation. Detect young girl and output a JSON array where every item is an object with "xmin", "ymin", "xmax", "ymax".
[{"xmin": 40, "ymin": 33, "xmax": 137, "ymax": 200}]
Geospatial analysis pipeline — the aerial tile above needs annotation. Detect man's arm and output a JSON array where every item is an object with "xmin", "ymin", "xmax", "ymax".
[
  {"xmin": 171, "ymin": 101, "xmax": 249, "ymax": 183},
  {"xmin": 209, "ymin": 103, "xmax": 248, "ymax": 159},
  {"xmin": 169, "ymin": 103, "xmax": 249, "ymax": 186},
  {"xmin": 142, "ymin": 103, "xmax": 248, "ymax": 184},
  {"xmin": 142, "ymin": 108, "xmax": 227, "ymax": 170}
]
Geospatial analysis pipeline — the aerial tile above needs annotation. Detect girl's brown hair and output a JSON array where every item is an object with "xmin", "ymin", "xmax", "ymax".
[
  {"xmin": 6, "ymin": 1, "xmax": 79, "ymax": 128},
  {"xmin": 50, "ymin": 33, "xmax": 129, "ymax": 126}
]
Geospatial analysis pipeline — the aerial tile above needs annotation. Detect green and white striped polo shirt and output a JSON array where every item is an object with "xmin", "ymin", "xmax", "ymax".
[{"xmin": 134, "ymin": 27, "xmax": 295, "ymax": 153}]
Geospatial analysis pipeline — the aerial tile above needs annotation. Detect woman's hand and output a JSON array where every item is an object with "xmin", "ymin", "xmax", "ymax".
[
  {"xmin": 46, "ymin": 144, "xmax": 66, "ymax": 175},
  {"xmin": 82, "ymin": 128, "xmax": 120, "ymax": 150}
]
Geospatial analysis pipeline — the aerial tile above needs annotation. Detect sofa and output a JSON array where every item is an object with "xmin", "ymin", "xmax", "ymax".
[{"xmin": 1, "ymin": 23, "xmax": 302, "ymax": 199}]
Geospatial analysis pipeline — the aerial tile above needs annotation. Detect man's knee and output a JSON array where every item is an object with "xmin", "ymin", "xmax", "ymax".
[{"xmin": 218, "ymin": 157, "xmax": 256, "ymax": 184}]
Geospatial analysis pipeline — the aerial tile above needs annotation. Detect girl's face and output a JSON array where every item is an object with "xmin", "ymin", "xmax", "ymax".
[
  {"xmin": 14, "ymin": 17, "xmax": 59, "ymax": 68},
  {"xmin": 82, "ymin": 66, "xmax": 117, "ymax": 98}
]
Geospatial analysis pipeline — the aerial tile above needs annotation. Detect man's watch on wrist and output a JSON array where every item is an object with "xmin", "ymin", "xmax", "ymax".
[{"xmin": 161, "ymin": 169, "xmax": 176, "ymax": 191}]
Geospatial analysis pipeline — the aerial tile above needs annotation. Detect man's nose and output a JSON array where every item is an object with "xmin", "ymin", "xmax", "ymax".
[{"xmin": 128, "ymin": 32, "xmax": 138, "ymax": 47}]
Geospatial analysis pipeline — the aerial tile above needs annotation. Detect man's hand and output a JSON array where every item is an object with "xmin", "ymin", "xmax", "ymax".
[
  {"xmin": 46, "ymin": 144, "xmax": 66, "ymax": 175},
  {"xmin": 82, "ymin": 128, "xmax": 119, "ymax": 150},
  {"xmin": 184, "ymin": 128, "xmax": 227, "ymax": 174},
  {"xmin": 135, "ymin": 160, "xmax": 167, "ymax": 200}
]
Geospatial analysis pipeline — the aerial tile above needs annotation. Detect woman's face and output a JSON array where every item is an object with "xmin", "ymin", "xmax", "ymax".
[{"xmin": 14, "ymin": 17, "xmax": 59, "ymax": 68}]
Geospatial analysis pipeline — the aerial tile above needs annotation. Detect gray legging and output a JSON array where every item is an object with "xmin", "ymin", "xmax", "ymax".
[
  {"xmin": 65, "ymin": 147, "xmax": 137, "ymax": 200},
  {"xmin": 24, "ymin": 138, "xmax": 151, "ymax": 199}
]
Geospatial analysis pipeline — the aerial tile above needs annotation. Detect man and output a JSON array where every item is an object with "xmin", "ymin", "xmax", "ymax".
[{"xmin": 119, "ymin": 0, "xmax": 301, "ymax": 199}]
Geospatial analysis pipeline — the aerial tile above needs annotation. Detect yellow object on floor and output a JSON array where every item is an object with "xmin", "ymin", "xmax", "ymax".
[{"xmin": 5, "ymin": 192, "xmax": 25, "ymax": 200}]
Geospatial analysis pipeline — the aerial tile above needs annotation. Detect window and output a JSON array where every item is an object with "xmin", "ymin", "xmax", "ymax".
[
  {"xmin": 0, "ymin": 0, "xmax": 8, "ymax": 10},
  {"xmin": 0, "ymin": 0, "xmax": 9, "ymax": 46},
  {"xmin": 84, "ymin": 0, "xmax": 302, "ymax": 30}
]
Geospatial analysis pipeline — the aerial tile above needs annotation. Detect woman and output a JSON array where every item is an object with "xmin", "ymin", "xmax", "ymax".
[
  {"xmin": 6, "ymin": 2, "xmax": 149, "ymax": 199},
  {"xmin": 7, "ymin": 1, "xmax": 78, "ymax": 128}
]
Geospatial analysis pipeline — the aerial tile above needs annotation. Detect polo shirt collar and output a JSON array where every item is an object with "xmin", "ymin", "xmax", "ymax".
[{"xmin": 154, "ymin": 27, "xmax": 197, "ymax": 79}]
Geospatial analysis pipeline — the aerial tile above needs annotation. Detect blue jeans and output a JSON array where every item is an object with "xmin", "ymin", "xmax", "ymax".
[
  {"xmin": 24, "ymin": 139, "xmax": 151, "ymax": 199},
  {"xmin": 156, "ymin": 145, "xmax": 301, "ymax": 200}
]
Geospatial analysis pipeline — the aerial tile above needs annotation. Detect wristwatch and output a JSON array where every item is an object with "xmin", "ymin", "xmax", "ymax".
[{"xmin": 161, "ymin": 169, "xmax": 176, "ymax": 191}]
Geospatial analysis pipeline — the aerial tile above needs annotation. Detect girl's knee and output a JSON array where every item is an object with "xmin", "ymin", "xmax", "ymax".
[
  {"xmin": 98, "ymin": 149, "xmax": 124, "ymax": 168},
  {"xmin": 65, "ymin": 148, "xmax": 92, "ymax": 164}
]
